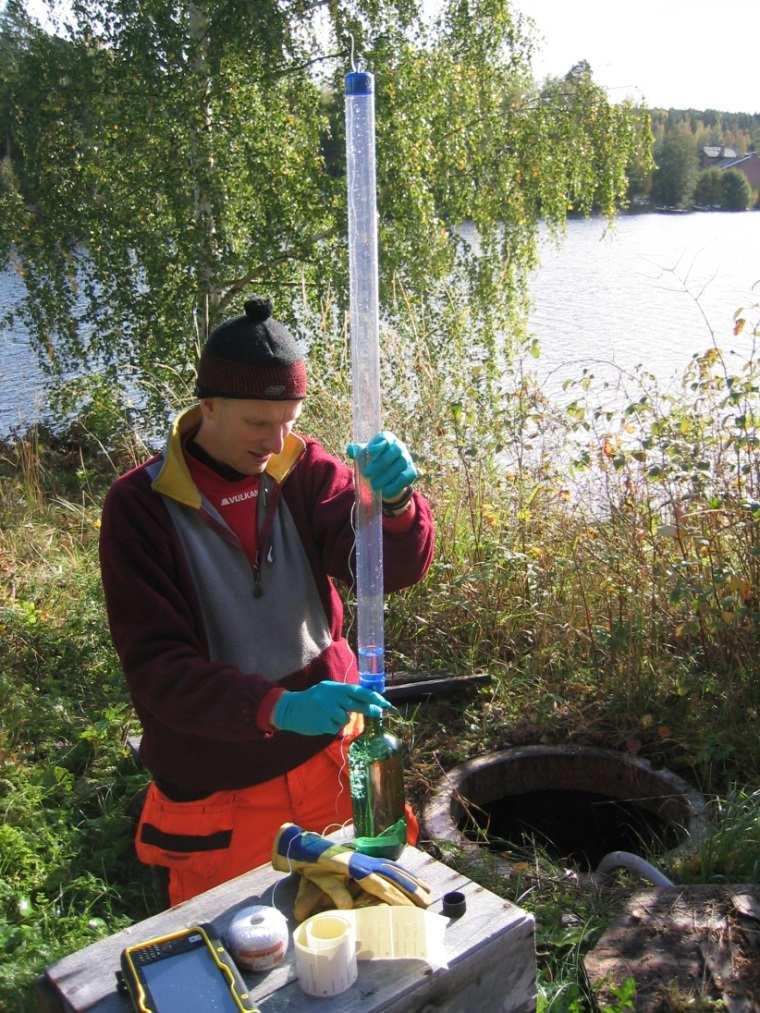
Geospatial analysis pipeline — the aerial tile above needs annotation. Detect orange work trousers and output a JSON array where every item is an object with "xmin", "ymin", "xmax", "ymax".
[{"xmin": 135, "ymin": 737, "xmax": 419, "ymax": 907}]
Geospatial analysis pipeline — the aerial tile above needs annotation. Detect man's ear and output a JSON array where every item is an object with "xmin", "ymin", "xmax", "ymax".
[{"xmin": 199, "ymin": 397, "xmax": 216, "ymax": 421}]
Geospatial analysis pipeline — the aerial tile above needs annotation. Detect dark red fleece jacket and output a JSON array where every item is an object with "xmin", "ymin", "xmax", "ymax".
[{"xmin": 99, "ymin": 423, "xmax": 434, "ymax": 796}]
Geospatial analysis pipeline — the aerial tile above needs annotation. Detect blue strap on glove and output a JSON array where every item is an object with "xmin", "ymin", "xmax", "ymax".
[
  {"xmin": 346, "ymin": 431, "xmax": 418, "ymax": 502},
  {"xmin": 272, "ymin": 680, "xmax": 391, "ymax": 736}
]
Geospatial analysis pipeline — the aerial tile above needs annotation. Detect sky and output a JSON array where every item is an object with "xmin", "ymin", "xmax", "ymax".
[
  {"xmin": 482, "ymin": 0, "xmax": 759, "ymax": 114},
  {"xmin": 12, "ymin": 0, "xmax": 760, "ymax": 115}
]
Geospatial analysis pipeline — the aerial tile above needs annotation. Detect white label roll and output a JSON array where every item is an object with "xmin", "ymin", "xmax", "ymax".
[
  {"xmin": 226, "ymin": 905, "xmax": 290, "ymax": 972},
  {"xmin": 294, "ymin": 912, "xmax": 358, "ymax": 997}
]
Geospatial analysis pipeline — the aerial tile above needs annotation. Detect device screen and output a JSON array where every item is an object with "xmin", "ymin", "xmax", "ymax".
[{"xmin": 140, "ymin": 942, "xmax": 241, "ymax": 1012}]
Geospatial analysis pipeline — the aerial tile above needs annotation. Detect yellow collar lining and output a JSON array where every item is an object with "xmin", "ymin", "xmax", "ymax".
[{"xmin": 150, "ymin": 405, "xmax": 306, "ymax": 507}]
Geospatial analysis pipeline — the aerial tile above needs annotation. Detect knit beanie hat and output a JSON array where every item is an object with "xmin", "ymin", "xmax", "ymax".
[{"xmin": 195, "ymin": 296, "xmax": 307, "ymax": 400}]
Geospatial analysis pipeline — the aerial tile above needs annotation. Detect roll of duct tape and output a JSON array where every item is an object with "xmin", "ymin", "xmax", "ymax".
[
  {"xmin": 293, "ymin": 912, "xmax": 358, "ymax": 997},
  {"xmin": 225, "ymin": 905, "xmax": 290, "ymax": 972}
]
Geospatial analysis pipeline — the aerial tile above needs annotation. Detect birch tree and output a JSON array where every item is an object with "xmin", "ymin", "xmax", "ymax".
[{"xmin": 0, "ymin": 0, "xmax": 652, "ymax": 427}]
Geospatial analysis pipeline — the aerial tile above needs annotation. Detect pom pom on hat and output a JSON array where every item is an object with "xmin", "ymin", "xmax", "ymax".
[
  {"xmin": 195, "ymin": 295, "xmax": 307, "ymax": 401},
  {"xmin": 244, "ymin": 296, "xmax": 272, "ymax": 323}
]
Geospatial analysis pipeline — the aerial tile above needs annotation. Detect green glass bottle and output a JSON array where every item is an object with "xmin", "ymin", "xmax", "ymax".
[{"xmin": 349, "ymin": 713, "xmax": 407, "ymax": 859}]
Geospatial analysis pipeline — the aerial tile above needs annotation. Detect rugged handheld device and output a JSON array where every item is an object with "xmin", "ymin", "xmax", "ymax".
[{"xmin": 120, "ymin": 924, "xmax": 259, "ymax": 1012}]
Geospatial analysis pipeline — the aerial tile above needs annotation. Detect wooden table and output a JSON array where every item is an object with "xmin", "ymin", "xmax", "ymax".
[{"xmin": 38, "ymin": 844, "xmax": 536, "ymax": 1012}]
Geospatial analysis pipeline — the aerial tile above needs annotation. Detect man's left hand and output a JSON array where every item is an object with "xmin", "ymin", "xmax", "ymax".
[{"xmin": 346, "ymin": 431, "xmax": 418, "ymax": 501}]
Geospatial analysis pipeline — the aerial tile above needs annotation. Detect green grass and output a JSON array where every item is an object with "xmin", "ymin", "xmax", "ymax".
[
  {"xmin": 671, "ymin": 785, "xmax": 760, "ymax": 884},
  {"xmin": 0, "ymin": 433, "xmax": 163, "ymax": 1011},
  {"xmin": 0, "ymin": 320, "xmax": 758, "ymax": 1010}
]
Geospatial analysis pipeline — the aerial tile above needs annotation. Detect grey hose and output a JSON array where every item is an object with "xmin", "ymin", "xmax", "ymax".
[{"xmin": 594, "ymin": 850, "xmax": 673, "ymax": 887}]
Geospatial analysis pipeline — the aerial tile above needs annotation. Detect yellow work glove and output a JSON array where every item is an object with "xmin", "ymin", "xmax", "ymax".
[
  {"xmin": 293, "ymin": 870, "xmax": 380, "ymax": 922},
  {"xmin": 272, "ymin": 823, "xmax": 432, "ymax": 920}
]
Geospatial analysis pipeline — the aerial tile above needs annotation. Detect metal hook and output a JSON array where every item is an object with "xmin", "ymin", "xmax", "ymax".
[{"xmin": 348, "ymin": 31, "xmax": 356, "ymax": 72}]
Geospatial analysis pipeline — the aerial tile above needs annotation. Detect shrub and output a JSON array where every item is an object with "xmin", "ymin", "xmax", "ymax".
[
  {"xmin": 721, "ymin": 169, "xmax": 752, "ymax": 210},
  {"xmin": 693, "ymin": 168, "xmax": 723, "ymax": 208}
]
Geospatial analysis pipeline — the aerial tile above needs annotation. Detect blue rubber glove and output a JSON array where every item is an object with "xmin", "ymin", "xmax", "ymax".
[
  {"xmin": 346, "ymin": 431, "xmax": 418, "ymax": 501},
  {"xmin": 272, "ymin": 680, "xmax": 391, "ymax": 736}
]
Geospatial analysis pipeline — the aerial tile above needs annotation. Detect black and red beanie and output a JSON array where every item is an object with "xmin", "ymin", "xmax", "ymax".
[{"xmin": 195, "ymin": 296, "xmax": 307, "ymax": 400}]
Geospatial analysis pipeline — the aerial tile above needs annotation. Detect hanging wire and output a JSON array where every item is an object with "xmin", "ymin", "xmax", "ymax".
[{"xmin": 329, "ymin": 498, "xmax": 359, "ymax": 811}]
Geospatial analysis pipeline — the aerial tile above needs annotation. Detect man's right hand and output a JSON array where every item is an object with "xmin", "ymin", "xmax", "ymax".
[{"xmin": 271, "ymin": 680, "xmax": 391, "ymax": 736}]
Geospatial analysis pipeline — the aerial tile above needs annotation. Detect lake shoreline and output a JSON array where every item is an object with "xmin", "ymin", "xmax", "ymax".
[{"xmin": 3, "ymin": 210, "xmax": 759, "ymax": 437}]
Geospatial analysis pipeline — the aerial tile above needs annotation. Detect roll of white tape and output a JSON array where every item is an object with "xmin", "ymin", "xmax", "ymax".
[
  {"xmin": 226, "ymin": 905, "xmax": 290, "ymax": 972},
  {"xmin": 293, "ymin": 912, "xmax": 358, "ymax": 997}
]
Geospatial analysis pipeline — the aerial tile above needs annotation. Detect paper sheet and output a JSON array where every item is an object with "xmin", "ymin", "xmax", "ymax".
[{"xmin": 344, "ymin": 906, "xmax": 447, "ymax": 968}]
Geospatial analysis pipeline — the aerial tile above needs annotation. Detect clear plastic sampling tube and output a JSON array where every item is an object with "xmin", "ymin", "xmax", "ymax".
[{"xmin": 345, "ymin": 69, "xmax": 384, "ymax": 695}]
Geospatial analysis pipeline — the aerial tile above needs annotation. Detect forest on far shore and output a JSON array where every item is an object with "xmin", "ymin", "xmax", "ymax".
[{"xmin": 627, "ymin": 106, "xmax": 760, "ymax": 210}]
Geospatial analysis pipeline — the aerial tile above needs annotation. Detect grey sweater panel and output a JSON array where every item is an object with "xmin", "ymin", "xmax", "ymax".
[{"xmin": 146, "ymin": 461, "xmax": 333, "ymax": 682}]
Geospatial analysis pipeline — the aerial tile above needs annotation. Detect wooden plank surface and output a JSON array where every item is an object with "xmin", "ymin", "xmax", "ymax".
[{"xmin": 43, "ymin": 844, "xmax": 535, "ymax": 1013}]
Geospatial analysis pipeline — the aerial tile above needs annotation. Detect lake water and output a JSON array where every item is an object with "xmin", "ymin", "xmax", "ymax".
[
  {"xmin": 527, "ymin": 211, "xmax": 759, "ymax": 405},
  {"xmin": 0, "ymin": 211, "xmax": 758, "ymax": 436}
]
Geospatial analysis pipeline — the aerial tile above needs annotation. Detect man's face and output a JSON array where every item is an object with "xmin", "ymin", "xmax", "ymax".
[{"xmin": 196, "ymin": 397, "xmax": 303, "ymax": 476}]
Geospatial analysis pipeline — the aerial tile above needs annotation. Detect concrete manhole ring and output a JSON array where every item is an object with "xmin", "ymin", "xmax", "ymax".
[{"xmin": 423, "ymin": 745, "xmax": 708, "ymax": 865}]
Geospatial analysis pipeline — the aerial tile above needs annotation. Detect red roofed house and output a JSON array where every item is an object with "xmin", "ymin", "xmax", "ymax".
[
  {"xmin": 701, "ymin": 145, "xmax": 760, "ymax": 191},
  {"xmin": 720, "ymin": 152, "xmax": 760, "ymax": 191}
]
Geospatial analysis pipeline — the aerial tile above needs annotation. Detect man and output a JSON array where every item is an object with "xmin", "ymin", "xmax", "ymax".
[{"xmin": 99, "ymin": 296, "xmax": 434, "ymax": 906}]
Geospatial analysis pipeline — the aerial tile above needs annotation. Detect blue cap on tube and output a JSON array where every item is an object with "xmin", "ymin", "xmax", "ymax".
[{"xmin": 345, "ymin": 71, "xmax": 373, "ymax": 96}]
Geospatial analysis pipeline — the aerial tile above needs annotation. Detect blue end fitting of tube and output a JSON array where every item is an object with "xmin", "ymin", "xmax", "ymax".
[
  {"xmin": 345, "ymin": 71, "xmax": 373, "ymax": 96},
  {"xmin": 359, "ymin": 673, "xmax": 385, "ymax": 695}
]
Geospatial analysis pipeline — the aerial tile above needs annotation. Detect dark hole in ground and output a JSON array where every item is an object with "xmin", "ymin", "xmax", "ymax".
[{"xmin": 462, "ymin": 789, "xmax": 686, "ymax": 870}]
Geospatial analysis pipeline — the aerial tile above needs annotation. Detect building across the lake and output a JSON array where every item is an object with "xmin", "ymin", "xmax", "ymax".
[
  {"xmin": 720, "ymin": 152, "xmax": 760, "ymax": 191},
  {"xmin": 701, "ymin": 145, "xmax": 760, "ymax": 190},
  {"xmin": 701, "ymin": 145, "xmax": 737, "ymax": 165}
]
